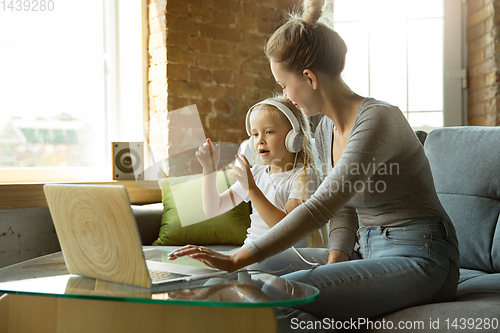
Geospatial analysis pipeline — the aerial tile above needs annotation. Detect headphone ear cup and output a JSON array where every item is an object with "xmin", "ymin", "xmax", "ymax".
[
  {"xmin": 285, "ymin": 131, "xmax": 303, "ymax": 153},
  {"xmin": 295, "ymin": 133, "xmax": 304, "ymax": 152},
  {"xmin": 248, "ymin": 136, "xmax": 255, "ymax": 152}
]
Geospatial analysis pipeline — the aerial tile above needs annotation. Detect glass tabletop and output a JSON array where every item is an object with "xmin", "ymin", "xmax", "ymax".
[{"xmin": 0, "ymin": 248, "xmax": 319, "ymax": 308}]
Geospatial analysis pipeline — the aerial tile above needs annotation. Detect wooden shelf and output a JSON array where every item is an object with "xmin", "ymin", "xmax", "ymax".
[{"xmin": 0, "ymin": 181, "xmax": 161, "ymax": 210}]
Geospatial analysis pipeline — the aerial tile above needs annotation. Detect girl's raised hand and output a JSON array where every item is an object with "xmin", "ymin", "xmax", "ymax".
[
  {"xmin": 228, "ymin": 154, "xmax": 256, "ymax": 194},
  {"xmin": 195, "ymin": 138, "xmax": 220, "ymax": 173}
]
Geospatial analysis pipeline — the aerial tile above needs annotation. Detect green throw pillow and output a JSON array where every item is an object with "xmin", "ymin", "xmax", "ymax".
[{"xmin": 152, "ymin": 171, "xmax": 251, "ymax": 246}]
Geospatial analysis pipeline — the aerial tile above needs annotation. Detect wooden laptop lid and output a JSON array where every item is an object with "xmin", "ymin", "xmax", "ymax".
[{"xmin": 44, "ymin": 184, "xmax": 152, "ymax": 288}]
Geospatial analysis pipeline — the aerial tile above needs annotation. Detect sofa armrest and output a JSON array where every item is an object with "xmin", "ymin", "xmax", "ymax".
[{"xmin": 131, "ymin": 203, "xmax": 163, "ymax": 245}]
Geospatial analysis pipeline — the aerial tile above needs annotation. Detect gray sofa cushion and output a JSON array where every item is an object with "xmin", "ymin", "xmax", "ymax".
[
  {"xmin": 366, "ymin": 293, "xmax": 500, "ymax": 333},
  {"xmin": 424, "ymin": 126, "xmax": 500, "ymax": 273},
  {"xmin": 131, "ymin": 203, "xmax": 163, "ymax": 245},
  {"xmin": 458, "ymin": 268, "xmax": 500, "ymax": 297}
]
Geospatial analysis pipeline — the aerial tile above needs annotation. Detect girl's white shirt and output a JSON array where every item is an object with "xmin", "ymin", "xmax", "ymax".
[{"xmin": 230, "ymin": 165, "xmax": 319, "ymax": 248}]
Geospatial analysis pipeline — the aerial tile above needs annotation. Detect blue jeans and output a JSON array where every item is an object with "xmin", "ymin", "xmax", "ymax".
[{"xmin": 255, "ymin": 218, "xmax": 460, "ymax": 332}]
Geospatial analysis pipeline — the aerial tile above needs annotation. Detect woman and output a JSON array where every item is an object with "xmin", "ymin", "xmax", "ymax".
[{"xmin": 168, "ymin": 0, "xmax": 460, "ymax": 328}]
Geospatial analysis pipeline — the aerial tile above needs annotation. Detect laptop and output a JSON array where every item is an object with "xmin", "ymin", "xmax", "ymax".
[{"xmin": 43, "ymin": 183, "xmax": 227, "ymax": 288}]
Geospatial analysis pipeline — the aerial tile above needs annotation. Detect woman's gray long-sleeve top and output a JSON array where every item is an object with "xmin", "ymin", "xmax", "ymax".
[{"xmin": 246, "ymin": 98, "xmax": 451, "ymax": 261}]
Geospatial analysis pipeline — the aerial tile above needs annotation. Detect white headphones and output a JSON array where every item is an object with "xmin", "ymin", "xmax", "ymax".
[{"xmin": 245, "ymin": 99, "xmax": 303, "ymax": 153}]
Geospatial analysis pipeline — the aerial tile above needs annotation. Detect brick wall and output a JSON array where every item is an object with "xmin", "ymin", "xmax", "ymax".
[
  {"xmin": 147, "ymin": 0, "xmax": 498, "ymax": 163},
  {"xmin": 467, "ymin": 0, "xmax": 500, "ymax": 126},
  {"xmin": 147, "ymin": 0, "xmax": 298, "ymax": 172}
]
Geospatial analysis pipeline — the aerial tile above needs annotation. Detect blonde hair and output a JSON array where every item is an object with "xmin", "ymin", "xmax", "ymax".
[
  {"xmin": 261, "ymin": 0, "xmax": 341, "ymax": 247},
  {"xmin": 254, "ymin": 94, "xmax": 328, "ymax": 248},
  {"xmin": 264, "ymin": 0, "xmax": 346, "ymax": 78}
]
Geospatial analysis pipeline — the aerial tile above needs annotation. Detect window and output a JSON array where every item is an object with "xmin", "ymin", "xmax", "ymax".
[
  {"xmin": 0, "ymin": 0, "xmax": 145, "ymax": 183},
  {"xmin": 333, "ymin": 0, "xmax": 465, "ymax": 132}
]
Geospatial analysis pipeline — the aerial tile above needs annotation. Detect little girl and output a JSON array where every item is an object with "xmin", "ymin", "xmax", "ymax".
[{"xmin": 196, "ymin": 95, "xmax": 327, "ymax": 248}]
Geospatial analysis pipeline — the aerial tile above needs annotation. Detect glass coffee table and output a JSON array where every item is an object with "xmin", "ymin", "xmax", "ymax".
[{"xmin": 0, "ymin": 248, "xmax": 319, "ymax": 333}]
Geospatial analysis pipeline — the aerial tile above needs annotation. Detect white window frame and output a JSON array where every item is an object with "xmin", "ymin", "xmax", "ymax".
[
  {"xmin": 332, "ymin": 0, "xmax": 466, "ymax": 129},
  {"xmin": 0, "ymin": 0, "xmax": 148, "ymax": 184},
  {"xmin": 443, "ymin": 0, "xmax": 467, "ymax": 127}
]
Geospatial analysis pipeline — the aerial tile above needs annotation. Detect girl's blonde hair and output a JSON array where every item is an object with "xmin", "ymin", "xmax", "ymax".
[
  {"xmin": 264, "ymin": 0, "xmax": 346, "ymax": 78},
  {"xmin": 260, "ymin": 0, "xmax": 338, "ymax": 247},
  {"xmin": 254, "ymin": 94, "xmax": 328, "ymax": 248}
]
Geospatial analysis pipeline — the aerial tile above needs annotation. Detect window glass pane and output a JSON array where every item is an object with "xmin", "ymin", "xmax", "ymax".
[
  {"xmin": 333, "ymin": 0, "xmax": 369, "ymax": 22},
  {"xmin": 333, "ymin": 0, "xmax": 453, "ymax": 130},
  {"xmin": 369, "ymin": 21, "xmax": 407, "ymax": 111},
  {"xmin": 0, "ymin": 1, "xmax": 106, "ymax": 169},
  {"xmin": 408, "ymin": 19, "xmax": 443, "ymax": 112},
  {"xmin": 117, "ymin": 1, "xmax": 144, "ymax": 143},
  {"xmin": 407, "ymin": 0, "xmax": 443, "ymax": 19},
  {"xmin": 368, "ymin": 0, "xmax": 407, "ymax": 21},
  {"xmin": 335, "ymin": 22, "xmax": 370, "ymax": 97},
  {"xmin": 408, "ymin": 111, "xmax": 443, "ymax": 132}
]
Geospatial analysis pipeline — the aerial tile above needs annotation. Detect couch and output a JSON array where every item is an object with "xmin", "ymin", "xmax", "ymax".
[{"xmin": 132, "ymin": 126, "xmax": 500, "ymax": 333}]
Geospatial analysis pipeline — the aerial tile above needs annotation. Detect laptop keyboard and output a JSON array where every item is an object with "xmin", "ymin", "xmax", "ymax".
[{"xmin": 149, "ymin": 270, "xmax": 190, "ymax": 282}]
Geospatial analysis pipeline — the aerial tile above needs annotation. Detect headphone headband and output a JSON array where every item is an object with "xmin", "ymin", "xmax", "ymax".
[
  {"xmin": 245, "ymin": 99, "xmax": 301, "ymax": 136},
  {"xmin": 245, "ymin": 99, "xmax": 304, "ymax": 153}
]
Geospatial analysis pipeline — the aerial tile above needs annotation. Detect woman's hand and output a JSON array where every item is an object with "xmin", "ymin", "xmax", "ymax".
[
  {"xmin": 167, "ymin": 245, "xmax": 253, "ymax": 273},
  {"xmin": 326, "ymin": 249, "xmax": 350, "ymax": 265},
  {"xmin": 195, "ymin": 138, "xmax": 220, "ymax": 173},
  {"xmin": 167, "ymin": 245, "xmax": 235, "ymax": 271},
  {"xmin": 228, "ymin": 154, "xmax": 256, "ymax": 194}
]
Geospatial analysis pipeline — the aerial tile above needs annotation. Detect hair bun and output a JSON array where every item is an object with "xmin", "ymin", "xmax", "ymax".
[{"xmin": 303, "ymin": 0, "xmax": 324, "ymax": 25}]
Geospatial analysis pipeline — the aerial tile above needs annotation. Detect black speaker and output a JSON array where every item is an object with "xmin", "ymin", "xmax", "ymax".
[{"xmin": 112, "ymin": 142, "xmax": 144, "ymax": 180}]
